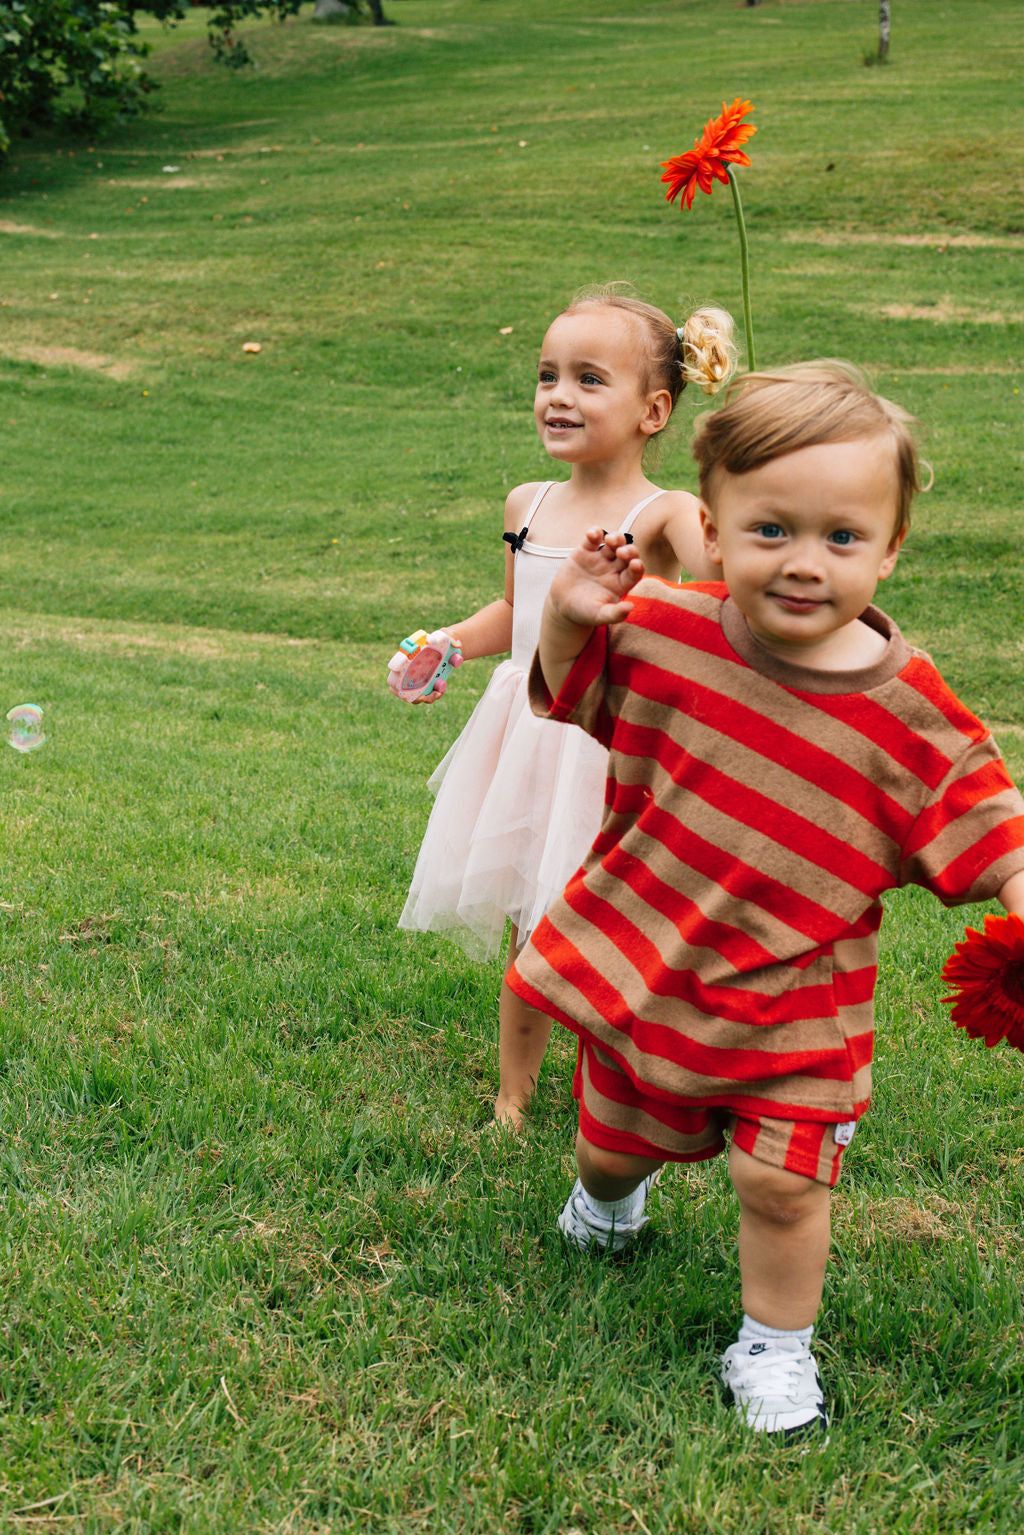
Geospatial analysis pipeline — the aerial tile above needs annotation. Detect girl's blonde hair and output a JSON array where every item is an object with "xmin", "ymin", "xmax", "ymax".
[
  {"xmin": 561, "ymin": 286, "xmax": 737, "ymax": 421},
  {"xmin": 692, "ymin": 361, "xmax": 925, "ymax": 537}
]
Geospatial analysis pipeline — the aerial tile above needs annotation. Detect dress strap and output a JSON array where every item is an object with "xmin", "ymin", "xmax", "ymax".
[
  {"xmin": 614, "ymin": 489, "xmax": 666, "ymax": 539},
  {"xmin": 503, "ymin": 481, "xmax": 554, "ymax": 553}
]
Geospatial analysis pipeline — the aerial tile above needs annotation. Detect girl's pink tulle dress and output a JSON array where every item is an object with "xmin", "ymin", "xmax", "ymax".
[{"xmin": 399, "ymin": 483, "xmax": 664, "ymax": 960}]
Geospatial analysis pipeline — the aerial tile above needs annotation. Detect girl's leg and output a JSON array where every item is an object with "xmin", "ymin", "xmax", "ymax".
[
  {"xmin": 728, "ymin": 1143, "xmax": 831, "ymax": 1330},
  {"xmin": 494, "ymin": 923, "xmax": 553, "ymax": 1127}
]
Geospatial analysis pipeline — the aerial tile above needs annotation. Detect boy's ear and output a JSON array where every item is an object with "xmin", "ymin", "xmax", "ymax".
[
  {"xmin": 640, "ymin": 388, "xmax": 673, "ymax": 437},
  {"xmin": 699, "ymin": 503, "xmax": 723, "ymax": 566},
  {"xmin": 877, "ymin": 528, "xmax": 907, "ymax": 581}
]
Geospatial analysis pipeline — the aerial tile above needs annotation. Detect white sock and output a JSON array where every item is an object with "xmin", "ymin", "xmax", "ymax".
[
  {"xmin": 739, "ymin": 1314, "xmax": 813, "ymax": 1347},
  {"xmin": 580, "ymin": 1181, "xmax": 647, "ymax": 1225}
]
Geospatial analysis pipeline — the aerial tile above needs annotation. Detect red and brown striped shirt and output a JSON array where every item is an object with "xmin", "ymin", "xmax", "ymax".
[{"xmin": 510, "ymin": 581, "xmax": 1024, "ymax": 1122}]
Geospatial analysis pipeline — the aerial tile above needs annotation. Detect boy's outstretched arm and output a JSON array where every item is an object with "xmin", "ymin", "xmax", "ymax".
[
  {"xmin": 538, "ymin": 528, "xmax": 645, "ymax": 699},
  {"xmin": 998, "ymin": 868, "xmax": 1024, "ymax": 916}
]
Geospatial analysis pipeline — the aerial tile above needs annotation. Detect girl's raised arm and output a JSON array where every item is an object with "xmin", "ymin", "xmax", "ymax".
[{"xmin": 999, "ymin": 868, "xmax": 1024, "ymax": 917}]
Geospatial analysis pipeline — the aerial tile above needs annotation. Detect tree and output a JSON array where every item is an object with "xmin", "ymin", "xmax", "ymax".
[
  {"xmin": 0, "ymin": 3, "xmax": 155, "ymax": 157},
  {"xmin": 0, "ymin": 2, "xmax": 389, "ymax": 157},
  {"xmin": 878, "ymin": 1, "xmax": 891, "ymax": 62},
  {"xmin": 314, "ymin": 0, "xmax": 391, "ymax": 20}
]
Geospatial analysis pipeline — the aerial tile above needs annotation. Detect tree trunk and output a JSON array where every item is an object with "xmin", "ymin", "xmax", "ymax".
[{"xmin": 879, "ymin": 1, "xmax": 891, "ymax": 61}]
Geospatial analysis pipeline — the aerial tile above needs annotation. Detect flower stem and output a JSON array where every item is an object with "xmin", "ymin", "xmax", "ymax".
[{"xmin": 727, "ymin": 164, "xmax": 756, "ymax": 371}]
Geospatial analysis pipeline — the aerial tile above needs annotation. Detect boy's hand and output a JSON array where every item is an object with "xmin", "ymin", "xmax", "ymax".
[
  {"xmin": 547, "ymin": 528, "xmax": 646, "ymax": 632},
  {"xmin": 538, "ymin": 529, "xmax": 646, "ymax": 699}
]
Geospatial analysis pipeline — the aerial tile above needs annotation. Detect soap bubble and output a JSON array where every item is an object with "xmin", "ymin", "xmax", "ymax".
[{"xmin": 5, "ymin": 704, "xmax": 46, "ymax": 754}]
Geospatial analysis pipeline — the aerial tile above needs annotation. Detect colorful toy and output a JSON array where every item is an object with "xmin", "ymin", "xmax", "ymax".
[{"xmin": 387, "ymin": 629, "xmax": 463, "ymax": 703}]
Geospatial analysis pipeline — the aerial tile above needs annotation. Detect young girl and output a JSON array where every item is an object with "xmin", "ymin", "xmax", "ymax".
[{"xmin": 394, "ymin": 289, "xmax": 736, "ymax": 1126}]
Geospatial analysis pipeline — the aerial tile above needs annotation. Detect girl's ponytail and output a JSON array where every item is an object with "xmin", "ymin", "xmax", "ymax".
[{"xmin": 677, "ymin": 307, "xmax": 737, "ymax": 397}]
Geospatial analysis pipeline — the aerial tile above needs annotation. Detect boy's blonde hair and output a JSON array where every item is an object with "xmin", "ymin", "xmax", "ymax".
[
  {"xmin": 692, "ymin": 361, "xmax": 924, "ymax": 537},
  {"xmin": 563, "ymin": 286, "xmax": 737, "ymax": 420}
]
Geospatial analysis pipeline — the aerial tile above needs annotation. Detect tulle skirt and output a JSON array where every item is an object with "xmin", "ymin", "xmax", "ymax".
[{"xmin": 399, "ymin": 659, "xmax": 609, "ymax": 961}]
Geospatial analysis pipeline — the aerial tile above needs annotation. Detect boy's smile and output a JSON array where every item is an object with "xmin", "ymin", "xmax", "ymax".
[{"xmin": 700, "ymin": 437, "xmax": 905, "ymax": 671}]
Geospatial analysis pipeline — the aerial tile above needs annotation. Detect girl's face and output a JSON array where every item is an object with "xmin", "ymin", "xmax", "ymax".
[
  {"xmin": 700, "ymin": 436, "xmax": 905, "ymax": 669},
  {"xmin": 534, "ymin": 310, "xmax": 670, "ymax": 467}
]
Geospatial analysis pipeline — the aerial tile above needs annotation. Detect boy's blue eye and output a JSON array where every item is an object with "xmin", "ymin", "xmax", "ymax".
[
  {"xmin": 830, "ymin": 529, "xmax": 856, "ymax": 546},
  {"xmin": 757, "ymin": 523, "xmax": 784, "ymax": 540},
  {"xmin": 581, "ymin": 372, "xmax": 603, "ymax": 386}
]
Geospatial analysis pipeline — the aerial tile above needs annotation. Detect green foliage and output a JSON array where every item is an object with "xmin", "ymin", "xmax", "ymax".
[
  {"xmin": 0, "ymin": 1, "xmax": 156, "ymax": 155},
  {"xmin": 200, "ymin": 2, "xmax": 304, "ymax": 69},
  {"xmin": 0, "ymin": 3, "xmax": 386, "ymax": 152}
]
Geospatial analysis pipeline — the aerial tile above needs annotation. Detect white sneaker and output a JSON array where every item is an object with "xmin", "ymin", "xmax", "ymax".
[
  {"xmin": 720, "ymin": 1337, "xmax": 829, "ymax": 1437},
  {"xmin": 557, "ymin": 1173, "xmax": 659, "ymax": 1253}
]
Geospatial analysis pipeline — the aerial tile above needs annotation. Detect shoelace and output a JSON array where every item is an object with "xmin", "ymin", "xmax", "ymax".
[{"xmin": 728, "ymin": 1345, "xmax": 811, "ymax": 1399}]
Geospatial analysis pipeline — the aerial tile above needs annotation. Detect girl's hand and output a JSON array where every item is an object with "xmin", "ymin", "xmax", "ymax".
[
  {"xmin": 388, "ymin": 629, "xmax": 463, "ymax": 704},
  {"xmin": 548, "ymin": 528, "xmax": 646, "ymax": 631}
]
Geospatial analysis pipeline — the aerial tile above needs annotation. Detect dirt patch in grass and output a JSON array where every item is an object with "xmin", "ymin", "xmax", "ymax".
[
  {"xmin": 832, "ymin": 1194, "xmax": 958, "ymax": 1251},
  {"xmin": 883, "ymin": 364, "xmax": 1021, "ymax": 375},
  {"xmin": 0, "ymin": 220, "xmax": 60, "ymax": 239},
  {"xmin": 878, "ymin": 300, "xmax": 1024, "ymax": 325},
  {"xmin": 787, "ymin": 231, "xmax": 1024, "ymax": 250},
  {"xmin": 3, "ymin": 616, "xmax": 319, "ymax": 663},
  {"xmin": 108, "ymin": 177, "xmax": 209, "ymax": 191},
  {"xmin": 835, "ymin": 1192, "xmax": 1017, "ymax": 1259},
  {"xmin": 0, "ymin": 344, "xmax": 136, "ymax": 381}
]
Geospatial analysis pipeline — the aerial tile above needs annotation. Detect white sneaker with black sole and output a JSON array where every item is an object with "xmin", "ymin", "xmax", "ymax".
[
  {"xmin": 720, "ymin": 1337, "xmax": 829, "ymax": 1438},
  {"xmin": 557, "ymin": 1172, "xmax": 660, "ymax": 1253}
]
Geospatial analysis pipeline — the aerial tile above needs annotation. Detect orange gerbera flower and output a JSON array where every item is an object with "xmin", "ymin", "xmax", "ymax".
[
  {"xmin": 941, "ymin": 911, "xmax": 1024, "ymax": 1051},
  {"xmin": 660, "ymin": 97, "xmax": 757, "ymax": 210}
]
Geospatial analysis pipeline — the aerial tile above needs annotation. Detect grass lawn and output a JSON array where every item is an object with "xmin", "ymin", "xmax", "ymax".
[{"xmin": 1, "ymin": 2, "xmax": 1023, "ymax": 1530}]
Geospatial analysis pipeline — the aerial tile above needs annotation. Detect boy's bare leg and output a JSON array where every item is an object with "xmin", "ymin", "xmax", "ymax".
[
  {"xmin": 728, "ymin": 1144, "xmax": 831, "ymax": 1331},
  {"xmin": 493, "ymin": 924, "xmax": 553, "ymax": 1128},
  {"xmin": 557, "ymin": 1132, "xmax": 666, "ymax": 1251},
  {"xmin": 575, "ymin": 1132, "xmax": 664, "ymax": 1199}
]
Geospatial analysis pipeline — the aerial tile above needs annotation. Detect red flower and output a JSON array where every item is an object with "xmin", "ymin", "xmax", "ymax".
[
  {"xmin": 941, "ymin": 911, "xmax": 1024, "ymax": 1050},
  {"xmin": 660, "ymin": 98, "xmax": 757, "ymax": 211}
]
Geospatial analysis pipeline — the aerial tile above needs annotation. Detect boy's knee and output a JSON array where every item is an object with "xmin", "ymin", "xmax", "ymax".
[{"xmin": 729, "ymin": 1146, "xmax": 824, "ymax": 1224}]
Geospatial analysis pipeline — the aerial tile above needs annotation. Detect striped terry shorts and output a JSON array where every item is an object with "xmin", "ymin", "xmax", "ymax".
[{"xmin": 575, "ymin": 1039, "xmax": 857, "ymax": 1189}]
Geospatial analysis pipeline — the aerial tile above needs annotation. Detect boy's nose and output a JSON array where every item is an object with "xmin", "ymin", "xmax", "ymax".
[{"xmin": 781, "ymin": 543, "xmax": 824, "ymax": 580}]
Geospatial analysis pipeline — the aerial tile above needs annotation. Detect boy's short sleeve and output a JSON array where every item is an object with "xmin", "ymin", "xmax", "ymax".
[
  {"xmin": 527, "ymin": 625, "xmax": 616, "ymax": 748},
  {"xmin": 899, "ymin": 734, "xmax": 1024, "ymax": 903}
]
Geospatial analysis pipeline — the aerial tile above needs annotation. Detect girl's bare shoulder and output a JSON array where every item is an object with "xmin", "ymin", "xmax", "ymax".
[
  {"xmin": 633, "ymin": 487, "xmax": 710, "ymax": 581},
  {"xmin": 643, "ymin": 486, "xmax": 701, "ymax": 529},
  {"xmin": 504, "ymin": 479, "xmax": 548, "ymax": 529}
]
